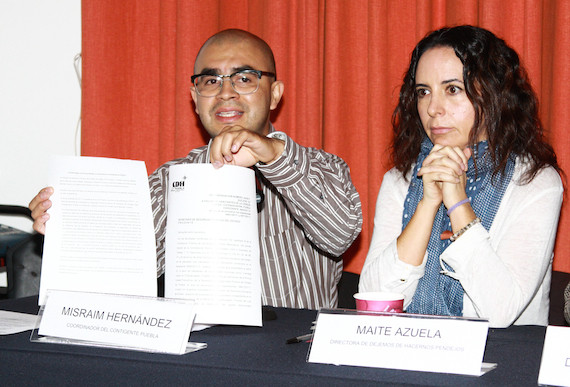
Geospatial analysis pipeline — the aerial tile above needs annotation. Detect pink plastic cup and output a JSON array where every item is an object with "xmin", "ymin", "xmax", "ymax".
[{"xmin": 353, "ymin": 292, "xmax": 405, "ymax": 313}]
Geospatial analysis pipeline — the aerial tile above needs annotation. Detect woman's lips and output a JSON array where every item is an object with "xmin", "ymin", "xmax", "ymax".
[{"xmin": 430, "ymin": 126, "xmax": 453, "ymax": 135}]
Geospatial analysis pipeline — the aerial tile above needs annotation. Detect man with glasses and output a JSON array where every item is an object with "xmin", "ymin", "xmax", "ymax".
[{"xmin": 30, "ymin": 29, "xmax": 362, "ymax": 310}]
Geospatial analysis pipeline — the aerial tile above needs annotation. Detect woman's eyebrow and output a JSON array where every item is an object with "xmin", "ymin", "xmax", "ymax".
[{"xmin": 442, "ymin": 78, "xmax": 464, "ymax": 84}]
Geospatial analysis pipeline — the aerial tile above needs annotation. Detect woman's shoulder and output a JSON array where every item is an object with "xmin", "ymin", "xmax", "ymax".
[
  {"xmin": 383, "ymin": 166, "xmax": 414, "ymax": 183},
  {"xmin": 514, "ymin": 159, "xmax": 563, "ymax": 189},
  {"xmin": 377, "ymin": 167, "xmax": 414, "ymax": 200}
]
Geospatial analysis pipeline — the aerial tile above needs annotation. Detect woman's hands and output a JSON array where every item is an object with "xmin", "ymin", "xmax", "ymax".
[
  {"xmin": 417, "ymin": 144, "xmax": 477, "ymax": 237},
  {"xmin": 396, "ymin": 145, "xmax": 474, "ymax": 266},
  {"xmin": 417, "ymin": 144, "xmax": 472, "ymax": 210}
]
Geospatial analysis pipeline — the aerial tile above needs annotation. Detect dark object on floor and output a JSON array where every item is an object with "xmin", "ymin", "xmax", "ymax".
[
  {"xmin": 5, "ymin": 233, "xmax": 43, "ymax": 299},
  {"xmin": 262, "ymin": 306, "xmax": 278, "ymax": 321},
  {"xmin": 564, "ymin": 282, "xmax": 570, "ymax": 325},
  {"xmin": 550, "ymin": 270, "xmax": 570, "ymax": 326},
  {"xmin": 337, "ymin": 271, "xmax": 359, "ymax": 309}
]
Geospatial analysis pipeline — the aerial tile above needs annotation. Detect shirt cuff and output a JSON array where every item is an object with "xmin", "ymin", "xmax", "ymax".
[
  {"xmin": 440, "ymin": 222, "xmax": 487, "ymax": 273},
  {"xmin": 383, "ymin": 239, "xmax": 426, "ymax": 287},
  {"xmin": 255, "ymin": 132, "xmax": 308, "ymax": 186}
]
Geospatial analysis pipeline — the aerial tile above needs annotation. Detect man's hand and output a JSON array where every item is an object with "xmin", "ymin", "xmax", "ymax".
[
  {"xmin": 209, "ymin": 126, "xmax": 285, "ymax": 169},
  {"xmin": 28, "ymin": 187, "xmax": 54, "ymax": 235}
]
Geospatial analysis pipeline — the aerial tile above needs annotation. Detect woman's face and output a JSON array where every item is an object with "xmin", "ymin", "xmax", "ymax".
[{"xmin": 415, "ymin": 46, "xmax": 479, "ymax": 149}]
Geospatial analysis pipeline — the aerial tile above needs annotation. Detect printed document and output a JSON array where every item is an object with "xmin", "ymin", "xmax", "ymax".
[
  {"xmin": 39, "ymin": 156, "xmax": 157, "ymax": 304},
  {"xmin": 165, "ymin": 164, "xmax": 261, "ymax": 327},
  {"xmin": 0, "ymin": 311, "xmax": 37, "ymax": 335}
]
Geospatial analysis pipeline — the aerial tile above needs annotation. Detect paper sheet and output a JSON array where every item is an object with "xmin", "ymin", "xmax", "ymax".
[
  {"xmin": 538, "ymin": 325, "xmax": 570, "ymax": 386},
  {"xmin": 164, "ymin": 164, "xmax": 261, "ymax": 327},
  {"xmin": 0, "ymin": 310, "xmax": 38, "ymax": 335},
  {"xmin": 0, "ymin": 267, "xmax": 7, "ymax": 288},
  {"xmin": 39, "ymin": 155, "xmax": 157, "ymax": 304}
]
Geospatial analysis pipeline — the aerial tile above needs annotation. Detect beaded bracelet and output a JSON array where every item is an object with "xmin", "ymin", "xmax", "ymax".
[
  {"xmin": 446, "ymin": 198, "xmax": 470, "ymax": 216},
  {"xmin": 450, "ymin": 217, "xmax": 481, "ymax": 242}
]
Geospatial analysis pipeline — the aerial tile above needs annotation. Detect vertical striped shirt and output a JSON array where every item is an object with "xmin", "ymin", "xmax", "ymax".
[{"xmin": 149, "ymin": 130, "xmax": 362, "ymax": 309}]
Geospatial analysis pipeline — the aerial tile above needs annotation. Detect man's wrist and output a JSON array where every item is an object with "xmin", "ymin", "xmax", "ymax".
[
  {"xmin": 267, "ymin": 137, "xmax": 285, "ymax": 164},
  {"xmin": 258, "ymin": 132, "xmax": 287, "ymax": 166}
]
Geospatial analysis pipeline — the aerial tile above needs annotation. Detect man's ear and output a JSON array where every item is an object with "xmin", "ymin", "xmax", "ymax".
[
  {"xmin": 269, "ymin": 80, "xmax": 284, "ymax": 111},
  {"xmin": 190, "ymin": 87, "xmax": 199, "ymax": 114}
]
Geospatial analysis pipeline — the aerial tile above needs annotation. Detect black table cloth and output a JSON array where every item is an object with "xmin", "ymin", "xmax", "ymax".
[{"xmin": 0, "ymin": 296, "xmax": 547, "ymax": 386}]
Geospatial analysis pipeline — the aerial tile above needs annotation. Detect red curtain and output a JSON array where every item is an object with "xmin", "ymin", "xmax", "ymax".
[{"xmin": 82, "ymin": 0, "xmax": 570, "ymax": 274}]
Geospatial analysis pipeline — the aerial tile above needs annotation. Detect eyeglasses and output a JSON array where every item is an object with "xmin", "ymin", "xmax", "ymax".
[{"xmin": 191, "ymin": 69, "xmax": 276, "ymax": 97}]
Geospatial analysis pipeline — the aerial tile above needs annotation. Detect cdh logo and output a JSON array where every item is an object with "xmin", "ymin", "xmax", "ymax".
[{"xmin": 171, "ymin": 176, "xmax": 187, "ymax": 192}]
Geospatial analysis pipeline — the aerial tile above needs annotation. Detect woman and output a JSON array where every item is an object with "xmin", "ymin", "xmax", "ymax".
[{"xmin": 359, "ymin": 25, "xmax": 563, "ymax": 328}]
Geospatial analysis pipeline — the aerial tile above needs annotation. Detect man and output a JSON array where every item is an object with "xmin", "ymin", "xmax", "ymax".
[{"xmin": 30, "ymin": 29, "xmax": 362, "ymax": 309}]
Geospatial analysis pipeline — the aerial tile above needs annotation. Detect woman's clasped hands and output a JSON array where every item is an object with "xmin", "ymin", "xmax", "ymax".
[{"xmin": 417, "ymin": 144, "xmax": 472, "ymax": 210}]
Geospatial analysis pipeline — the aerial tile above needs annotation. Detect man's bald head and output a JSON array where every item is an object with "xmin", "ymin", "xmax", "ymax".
[{"xmin": 195, "ymin": 29, "xmax": 276, "ymax": 74}]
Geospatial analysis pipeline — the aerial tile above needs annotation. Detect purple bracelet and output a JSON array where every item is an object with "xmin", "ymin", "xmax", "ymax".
[{"xmin": 446, "ymin": 198, "xmax": 470, "ymax": 216}]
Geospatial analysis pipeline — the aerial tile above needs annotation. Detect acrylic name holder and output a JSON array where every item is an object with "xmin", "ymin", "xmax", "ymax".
[
  {"xmin": 32, "ymin": 290, "xmax": 205, "ymax": 355},
  {"xmin": 308, "ymin": 309, "xmax": 493, "ymax": 376},
  {"xmin": 538, "ymin": 325, "xmax": 570, "ymax": 387}
]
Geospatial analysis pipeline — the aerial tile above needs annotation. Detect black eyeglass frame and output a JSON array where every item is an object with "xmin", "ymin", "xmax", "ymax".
[{"xmin": 191, "ymin": 69, "xmax": 276, "ymax": 97}]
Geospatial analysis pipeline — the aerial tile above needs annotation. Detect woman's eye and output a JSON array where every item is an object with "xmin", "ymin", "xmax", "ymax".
[
  {"xmin": 447, "ymin": 85, "xmax": 461, "ymax": 94},
  {"xmin": 416, "ymin": 88, "xmax": 429, "ymax": 98}
]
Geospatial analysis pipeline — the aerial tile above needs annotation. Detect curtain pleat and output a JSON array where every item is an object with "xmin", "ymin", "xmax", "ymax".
[{"xmin": 82, "ymin": 0, "xmax": 570, "ymax": 274}]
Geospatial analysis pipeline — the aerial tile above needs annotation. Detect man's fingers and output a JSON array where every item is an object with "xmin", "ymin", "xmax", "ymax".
[
  {"xmin": 28, "ymin": 187, "xmax": 53, "ymax": 211},
  {"xmin": 28, "ymin": 187, "xmax": 54, "ymax": 235}
]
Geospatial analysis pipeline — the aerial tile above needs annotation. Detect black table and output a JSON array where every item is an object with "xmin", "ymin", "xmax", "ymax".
[{"xmin": 0, "ymin": 296, "xmax": 547, "ymax": 386}]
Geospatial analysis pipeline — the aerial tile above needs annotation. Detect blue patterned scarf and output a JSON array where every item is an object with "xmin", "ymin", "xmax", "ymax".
[{"xmin": 404, "ymin": 138, "xmax": 515, "ymax": 316}]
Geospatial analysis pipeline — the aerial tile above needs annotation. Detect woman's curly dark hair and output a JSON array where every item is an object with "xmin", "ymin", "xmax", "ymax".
[{"xmin": 392, "ymin": 25, "xmax": 560, "ymax": 183}]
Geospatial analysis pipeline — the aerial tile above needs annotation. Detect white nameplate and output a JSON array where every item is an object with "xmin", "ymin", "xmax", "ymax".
[
  {"xmin": 538, "ymin": 325, "xmax": 570, "ymax": 387},
  {"xmin": 308, "ymin": 309, "xmax": 490, "ymax": 376},
  {"xmin": 35, "ymin": 290, "xmax": 200, "ymax": 355}
]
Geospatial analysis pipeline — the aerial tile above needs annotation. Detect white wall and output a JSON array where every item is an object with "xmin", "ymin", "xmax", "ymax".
[{"xmin": 0, "ymin": 0, "xmax": 81, "ymax": 233}]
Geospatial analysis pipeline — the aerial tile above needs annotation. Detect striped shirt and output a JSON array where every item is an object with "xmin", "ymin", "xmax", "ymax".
[{"xmin": 148, "ymin": 130, "xmax": 362, "ymax": 309}]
